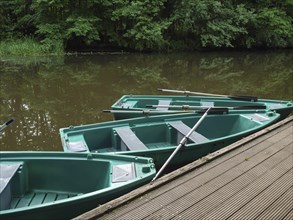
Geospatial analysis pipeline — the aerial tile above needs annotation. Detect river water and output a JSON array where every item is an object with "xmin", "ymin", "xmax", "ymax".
[{"xmin": 0, "ymin": 51, "xmax": 292, "ymax": 151}]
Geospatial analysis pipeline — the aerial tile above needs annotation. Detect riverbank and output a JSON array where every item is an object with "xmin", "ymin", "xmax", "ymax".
[
  {"xmin": 0, "ymin": 38, "xmax": 131, "ymax": 56},
  {"xmin": 2, "ymin": 38, "xmax": 293, "ymax": 57},
  {"xmin": 0, "ymin": 38, "xmax": 64, "ymax": 56}
]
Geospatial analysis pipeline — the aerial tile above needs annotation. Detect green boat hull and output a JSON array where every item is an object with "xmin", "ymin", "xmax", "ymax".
[
  {"xmin": 111, "ymin": 95, "xmax": 292, "ymax": 120},
  {"xmin": 0, "ymin": 152, "xmax": 155, "ymax": 220},
  {"xmin": 60, "ymin": 110, "xmax": 280, "ymax": 168}
]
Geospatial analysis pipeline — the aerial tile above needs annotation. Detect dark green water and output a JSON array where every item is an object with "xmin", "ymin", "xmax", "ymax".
[{"xmin": 0, "ymin": 51, "xmax": 292, "ymax": 151}]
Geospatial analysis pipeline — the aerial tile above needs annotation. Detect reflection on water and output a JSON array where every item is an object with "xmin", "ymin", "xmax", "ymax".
[{"xmin": 0, "ymin": 51, "xmax": 292, "ymax": 151}]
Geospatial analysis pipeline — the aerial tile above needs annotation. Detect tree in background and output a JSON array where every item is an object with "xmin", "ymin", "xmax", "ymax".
[{"xmin": 0, "ymin": 0, "xmax": 292, "ymax": 53}]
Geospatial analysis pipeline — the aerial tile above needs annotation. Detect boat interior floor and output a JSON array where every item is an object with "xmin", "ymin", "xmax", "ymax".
[{"xmin": 10, "ymin": 191, "xmax": 77, "ymax": 210}]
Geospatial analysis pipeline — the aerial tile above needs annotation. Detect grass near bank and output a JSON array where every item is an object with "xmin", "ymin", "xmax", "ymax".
[{"xmin": 0, "ymin": 38, "xmax": 64, "ymax": 56}]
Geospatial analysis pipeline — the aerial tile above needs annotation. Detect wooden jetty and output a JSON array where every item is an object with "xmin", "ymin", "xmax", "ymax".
[{"xmin": 75, "ymin": 116, "xmax": 293, "ymax": 220}]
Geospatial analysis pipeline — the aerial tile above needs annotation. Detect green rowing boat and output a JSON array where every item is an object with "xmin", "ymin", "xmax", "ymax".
[
  {"xmin": 0, "ymin": 152, "xmax": 155, "ymax": 220},
  {"xmin": 110, "ymin": 94, "xmax": 292, "ymax": 120},
  {"xmin": 60, "ymin": 109, "xmax": 280, "ymax": 168}
]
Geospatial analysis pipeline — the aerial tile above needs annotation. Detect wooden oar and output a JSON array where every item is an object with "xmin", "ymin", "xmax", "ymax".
[
  {"xmin": 104, "ymin": 108, "xmax": 229, "ymax": 115},
  {"xmin": 158, "ymin": 88, "xmax": 226, "ymax": 97},
  {"xmin": 158, "ymin": 88, "xmax": 258, "ymax": 102},
  {"xmin": 0, "ymin": 117, "xmax": 15, "ymax": 133},
  {"xmin": 152, "ymin": 107, "xmax": 212, "ymax": 182},
  {"xmin": 103, "ymin": 109, "xmax": 195, "ymax": 115},
  {"xmin": 146, "ymin": 104, "xmax": 266, "ymax": 110}
]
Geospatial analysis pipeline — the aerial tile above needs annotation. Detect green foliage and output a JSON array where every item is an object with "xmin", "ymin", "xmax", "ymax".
[
  {"xmin": 111, "ymin": 0, "xmax": 170, "ymax": 50},
  {"xmin": 0, "ymin": 37, "xmax": 63, "ymax": 56},
  {"xmin": 172, "ymin": 1, "xmax": 254, "ymax": 48},
  {"xmin": 66, "ymin": 15, "xmax": 101, "ymax": 44},
  {"xmin": 36, "ymin": 23, "xmax": 64, "ymax": 53},
  {"xmin": 253, "ymin": 8, "xmax": 293, "ymax": 47},
  {"xmin": 0, "ymin": 0, "xmax": 292, "ymax": 52}
]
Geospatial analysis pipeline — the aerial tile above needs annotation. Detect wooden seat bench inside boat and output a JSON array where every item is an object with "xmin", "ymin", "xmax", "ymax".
[
  {"xmin": 113, "ymin": 127, "xmax": 148, "ymax": 151},
  {"xmin": 168, "ymin": 121, "xmax": 209, "ymax": 144},
  {"xmin": 156, "ymin": 100, "xmax": 171, "ymax": 110}
]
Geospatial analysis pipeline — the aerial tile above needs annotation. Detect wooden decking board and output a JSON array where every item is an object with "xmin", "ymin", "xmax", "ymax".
[
  {"xmin": 76, "ymin": 116, "xmax": 293, "ymax": 220},
  {"xmin": 232, "ymin": 186, "xmax": 293, "ymax": 220},
  {"xmin": 260, "ymin": 188, "xmax": 293, "ymax": 220},
  {"xmin": 283, "ymin": 209, "xmax": 293, "ymax": 220},
  {"xmin": 183, "ymin": 165, "xmax": 289, "ymax": 220},
  {"xmin": 181, "ymin": 146, "xmax": 292, "ymax": 220},
  {"xmin": 265, "ymin": 124, "xmax": 293, "ymax": 143},
  {"xmin": 146, "ymin": 145, "xmax": 292, "ymax": 220},
  {"xmin": 212, "ymin": 171, "xmax": 292, "ymax": 220},
  {"xmin": 200, "ymin": 159, "xmax": 292, "ymax": 220}
]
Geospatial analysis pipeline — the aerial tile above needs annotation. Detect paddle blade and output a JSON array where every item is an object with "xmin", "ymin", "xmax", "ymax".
[
  {"xmin": 5, "ymin": 118, "xmax": 15, "ymax": 126},
  {"xmin": 196, "ymin": 108, "xmax": 229, "ymax": 115},
  {"xmin": 0, "ymin": 117, "xmax": 15, "ymax": 132},
  {"xmin": 228, "ymin": 95, "xmax": 258, "ymax": 102},
  {"xmin": 234, "ymin": 105, "xmax": 266, "ymax": 110}
]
